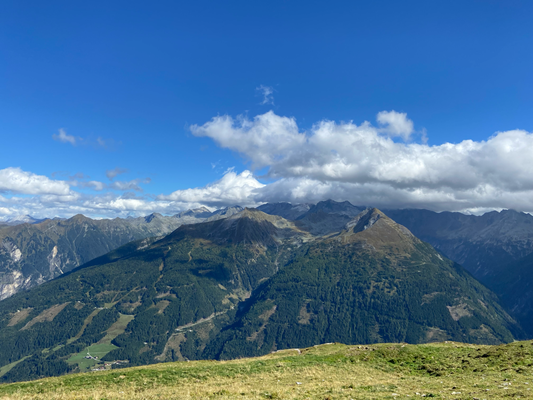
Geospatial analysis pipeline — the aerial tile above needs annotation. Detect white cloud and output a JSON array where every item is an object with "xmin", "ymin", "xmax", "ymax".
[
  {"xmin": 71, "ymin": 176, "xmax": 150, "ymax": 192},
  {"xmin": 106, "ymin": 167, "xmax": 128, "ymax": 180},
  {"xmin": 376, "ymin": 110, "xmax": 414, "ymax": 141},
  {"xmin": 0, "ymin": 190, "xmax": 176, "ymax": 220},
  {"xmin": 86, "ymin": 181, "xmax": 106, "ymax": 191},
  {"xmin": 52, "ymin": 129, "xmax": 114, "ymax": 149},
  {"xmin": 109, "ymin": 178, "xmax": 151, "ymax": 192},
  {"xmin": 0, "ymin": 167, "xmax": 72, "ymax": 196},
  {"xmin": 191, "ymin": 111, "xmax": 306, "ymax": 169},
  {"xmin": 4, "ymin": 111, "xmax": 533, "ymax": 220},
  {"xmin": 158, "ymin": 170, "xmax": 265, "ymax": 208},
  {"xmin": 52, "ymin": 128, "xmax": 77, "ymax": 145},
  {"xmin": 256, "ymin": 85, "xmax": 274, "ymax": 105},
  {"xmin": 190, "ymin": 111, "xmax": 533, "ymax": 213}
]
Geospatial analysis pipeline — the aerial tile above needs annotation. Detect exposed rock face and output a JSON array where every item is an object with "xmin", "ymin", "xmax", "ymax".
[
  {"xmin": 0, "ymin": 270, "xmax": 32, "ymax": 300},
  {"xmin": 2, "ymin": 239, "xmax": 22, "ymax": 262},
  {"xmin": 0, "ymin": 206, "xmax": 242, "ymax": 300}
]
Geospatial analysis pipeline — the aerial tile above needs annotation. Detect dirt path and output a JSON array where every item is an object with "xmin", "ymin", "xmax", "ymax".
[{"xmin": 174, "ymin": 307, "xmax": 233, "ymax": 331}]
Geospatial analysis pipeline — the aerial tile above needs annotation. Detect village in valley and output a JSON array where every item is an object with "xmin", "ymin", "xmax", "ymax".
[{"xmin": 84, "ymin": 352, "xmax": 128, "ymax": 372}]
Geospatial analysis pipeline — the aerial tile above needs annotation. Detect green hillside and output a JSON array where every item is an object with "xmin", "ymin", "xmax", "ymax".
[
  {"xmin": 0, "ymin": 208, "xmax": 523, "ymax": 384},
  {"xmin": 1, "ymin": 340, "xmax": 533, "ymax": 399},
  {"xmin": 205, "ymin": 209, "xmax": 520, "ymax": 359},
  {"xmin": 0, "ymin": 213, "xmax": 185, "ymax": 300}
]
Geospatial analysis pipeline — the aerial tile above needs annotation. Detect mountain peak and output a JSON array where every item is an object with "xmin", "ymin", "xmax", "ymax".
[
  {"xmin": 340, "ymin": 208, "xmax": 416, "ymax": 249},
  {"xmin": 306, "ymin": 199, "xmax": 363, "ymax": 218},
  {"xmin": 144, "ymin": 213, "xmax": 163, "ymax": 223},
  {"xmin": 69, "ymin": 214, "xmax": 92, "ymax": 222},
  {"xmin": 169, "ymin": 208, "xmax": 308, "ymax": 247},
  {"xmin": 346, "ymin": 208, "xmax": 384, "ymax": 233},
  {"xmin": 174, "ymin": 207, "xmax": 212, "ymax": 219}
]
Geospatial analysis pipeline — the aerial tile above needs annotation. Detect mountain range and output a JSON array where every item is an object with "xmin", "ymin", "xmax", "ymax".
[
  {"xmin": 0, "ymin": 206, "xmax": 243, "ymax": 300},
  {"xmin": 0, "ymin": 205, "xmax": 525, "ymax": 383},
  {"xmin": 259, "ymin": 201, "xmax": 533, "ymax": 336}
]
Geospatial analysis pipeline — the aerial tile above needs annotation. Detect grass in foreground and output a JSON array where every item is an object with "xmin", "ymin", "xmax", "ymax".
[{"xmin": 1, "ymin": 340, "xmax": 533, "ymax": 399}]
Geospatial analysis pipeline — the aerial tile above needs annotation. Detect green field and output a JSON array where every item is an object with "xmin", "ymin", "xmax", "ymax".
[
  {"xmin": 66, "ymin": 343, "xmax": 117, "ymax": 372},
  {"xmin": 1, "ymin": 340, "xmax": 533, "ymax": 399},
  {"xmin": 0, "ymin": 357, "xmax": 30, "ymax": 379},
  {"xmin": 98, "ymin": 313, "xmax": 134, "ymax": 345},
  {"xmin": 65, "ymin": 313, "xmax": 134, "ymax": 372}
]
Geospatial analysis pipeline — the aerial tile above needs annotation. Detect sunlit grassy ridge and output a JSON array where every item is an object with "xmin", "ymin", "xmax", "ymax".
[{"xmin": 1, "ymin": 340, "xmax": 532, "ymax": 399}]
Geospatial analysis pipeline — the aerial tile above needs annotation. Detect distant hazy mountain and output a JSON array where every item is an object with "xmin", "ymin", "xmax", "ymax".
[
  {"xmin": 382, "ymin": 208, "xmax": 533, "ymax": 336},
  {"xmin": 383, "ymin": 208, "xmax": 533, "ymax": 278},
  {"xmin": 258, "ymin": 199, "xmax": 366, "ymax": 236},
  {"xmin": 256, "ymin": 202, "xmax": 311, "ymax": 220},
  {"xmin": 295, "ymin": 200, "xmax": 366, "ymax": 235},
  {"xmin": 205, "ymin": 205, "xmax": 244, "ymax": 221},
  {"xmin": 0, "ymin": 208, "xmax": 520, "ymax": 383},
  {"xmin": 306, "ymin": 199, "xmax": 364, "ymax": 217},
  {"xmin": 0, "ymin": 215, "xmax": 49, "ymax": 226},
  {"xmin": 172, "ymin": 207, "xmax": 213, "ymax": 224},
  {"xmin": 0, "ymin": 207, "xmax": 242, "ymax": 300}
]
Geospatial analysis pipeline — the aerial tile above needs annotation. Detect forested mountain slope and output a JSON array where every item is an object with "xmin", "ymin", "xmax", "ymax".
[
  {"xmin": 0, "ymin": 214, "xmax": 183, "ymax": 300},
  {"xmin": 483, "ymin": 252, "xmax": 533, "ymax": 334},
  {"xmin": 0, "ymin": 208, "xmax": 521, "ymax": 383},
  {"xmin": 204, "ymin": 209, "xmax": 521, "ymax": 359},
  {"xmin": 0, "ymin": 206, "xmax": 243, "ymax": 300}
]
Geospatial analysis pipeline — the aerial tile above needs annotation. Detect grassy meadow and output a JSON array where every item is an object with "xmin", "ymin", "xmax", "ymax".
[{"xmin": 0, "ymin": 340, "xmax": 532, "ymax": 399}]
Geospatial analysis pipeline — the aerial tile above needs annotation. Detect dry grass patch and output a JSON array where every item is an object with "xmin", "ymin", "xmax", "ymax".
[
  {"xmin": 20, "ymin": 303, "xmax": 69, "ymax": 330},
  {"xmin": 7, "ymin": 308, "xmax": 32, "ymax": 327}
]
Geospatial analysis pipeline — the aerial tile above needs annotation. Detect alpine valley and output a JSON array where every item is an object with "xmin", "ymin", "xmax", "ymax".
[
  {"xmin": 0, "ymin": 202, "xmax": 528, "ymax": 384},
  {"xmin": 0, "ymin": 206, "xmax": 243, "ymax": 300}
]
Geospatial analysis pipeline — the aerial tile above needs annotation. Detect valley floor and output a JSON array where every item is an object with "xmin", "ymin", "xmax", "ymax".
[{"xmin": 0, "ymin": 341, "xmax": 532, "ymax": 399}]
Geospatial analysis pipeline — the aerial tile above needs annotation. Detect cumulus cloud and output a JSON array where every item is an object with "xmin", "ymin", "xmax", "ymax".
[
  {"xmin": 0, "ymin": 190, "xmax": 177, "ymax": 220},
  {"xmin": 0, "ymin": 167, "xmax": 72, "ymax": 196},
  {"xmin": 376, "ymin": 110, "xmax": 414, "ymax": 141},
  {"xmin": 4, "ymin": 110, "xmax": 533, "ymax": 219},
  {"xmin": 256, "ymin": 85, "xmax": 274, "ymax": 105},
  {"xmin": 0, "ymin": 166, "xmax": 157, "ymax": 219},
  {"xmin": 191, "ymin": 111, "xmax": 306, "ymax": 169},
  {"xmin": 158, "ymin": 170, "xmax": 265, "ymax": 208},
  {"xmin": 52, "ymin": 128, "xmax": 77, "ymax": 145},
  {"xmin": 190, "ymin": 111, "xmax": 533, "ymax": 213},
  {"xmin": 106, "ymin": 167, "xmax": 128, "ymax": 180}
]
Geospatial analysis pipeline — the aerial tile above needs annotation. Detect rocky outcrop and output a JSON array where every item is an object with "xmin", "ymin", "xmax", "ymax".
[{"xmin": 0, "ymin": 206, "xmax": 247, "ymax": 300}]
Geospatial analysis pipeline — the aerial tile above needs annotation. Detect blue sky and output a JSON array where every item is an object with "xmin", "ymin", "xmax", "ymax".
[{"xmin": 1, "ymin": 1, "xmax": 532, "ymax": 218}]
